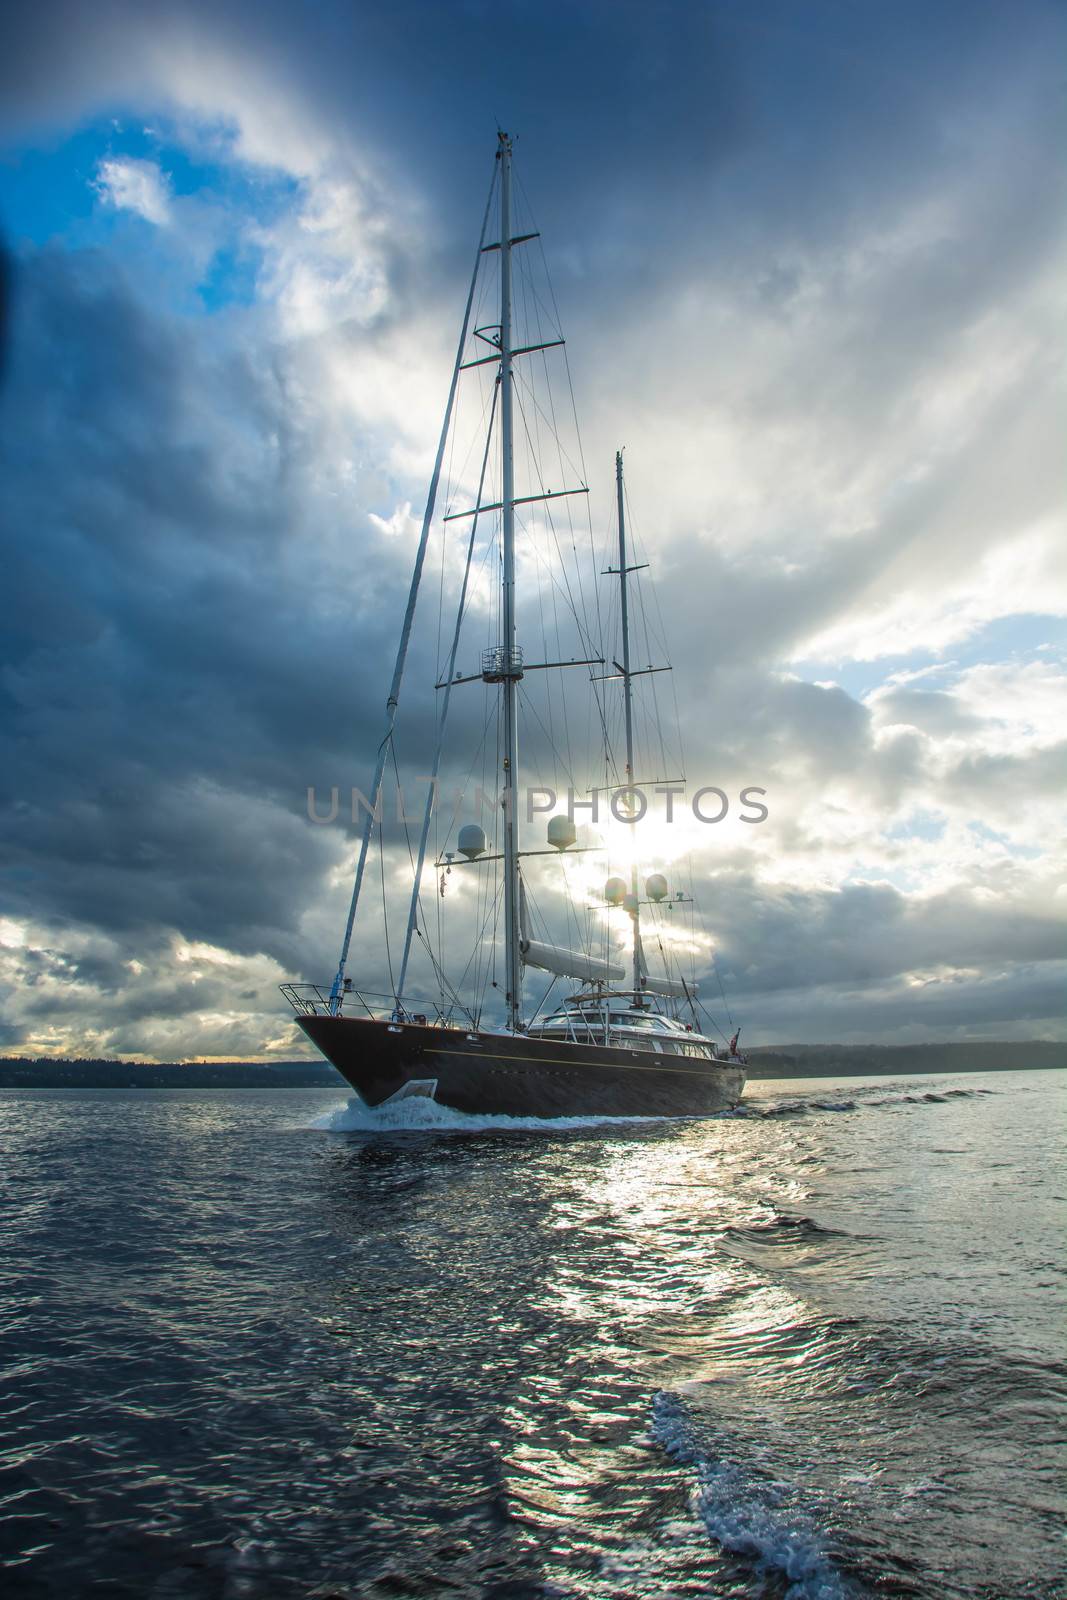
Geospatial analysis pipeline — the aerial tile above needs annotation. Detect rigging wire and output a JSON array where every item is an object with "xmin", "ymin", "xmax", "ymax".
[
  {"xmin": 369, "ymin": 150, "xmax": 733, "ymax": 1038},
  {"xmin": 395, "ymin": 380, "xmax": 500, "ymax": 1009},
  {"xmin": 377, "ymin": 811, "xmax": 396, "ymax": 999},
  {"xmin": 330, "ymin": 153, "xmax": 499, "ymax": 1007},
  {"xmin": 612, "ymin": 469, "xmax": 739, "ymax": 1037}
]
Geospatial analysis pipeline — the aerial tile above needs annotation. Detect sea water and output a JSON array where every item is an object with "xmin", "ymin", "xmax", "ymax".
[{"xmin": 0, "ymin": 1069, "xmax": 1062, "ymax": 1598}]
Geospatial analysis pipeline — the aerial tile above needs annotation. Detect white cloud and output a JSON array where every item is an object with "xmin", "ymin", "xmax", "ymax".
[
  {"xmin": 950, "ymin": 660, "xmax": 1067, "ymax": 753},
  {"xmin": 253, "ymin": 174, "xmax": 400, "ymax": 336},
  {"xmin": 368, "ymin": 501, "xmax": 419, "ymax": 540},
  {"xmin": 95, "ymin": 155, "xmax": 172, "ymax": 225},
  {"xmin": 0, "ymin": 916, "xmax": 312, "ymax": 1061}
]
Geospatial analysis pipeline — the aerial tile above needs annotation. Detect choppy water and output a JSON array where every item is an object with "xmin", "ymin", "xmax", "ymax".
[{"xmin": 0, "ymin": 1070, "xmax": 1063, "ymax": 1599}]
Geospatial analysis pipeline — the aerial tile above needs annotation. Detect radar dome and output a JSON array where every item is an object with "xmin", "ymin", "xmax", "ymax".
[
  {"xmin": 646, "ymin": 873, "xmax": 669, "ymax": 902},
  {"xmin": 547, "ymin": 816, "xmax": 577, "ymax": 851},
  {"xmin": 457, "ymin": 824, "xmax": 487, "ymax": 860},
  {"xmin": 604, "ymin": 876, "xmax": 626, "ymax": 905}
]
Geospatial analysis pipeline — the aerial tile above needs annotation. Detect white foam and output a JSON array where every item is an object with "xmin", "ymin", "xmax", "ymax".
[
  {"xmin": 650, "ymin": 1392, "xmax": 849, "ymax": 1600},
  {"xmin": 311, "ymin": 1095, "xmax": 680, "ymax": 1135}
]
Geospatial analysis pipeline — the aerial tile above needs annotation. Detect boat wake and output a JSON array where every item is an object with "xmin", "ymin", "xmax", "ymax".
[
  {"xmin": 651, "ymin": 1391, "xmax": 850, "ymax": 1599},
  {"xmin": 311, "ymin": 1095, "xmax": 685, "ymax": 1135},
  {"xmin": 311, "ymin": 1080, "xmax": 998, "ymax": 1135},
  {"xmin": 738, "ymin": 1082, "xmax": 999, "ymax": 1120},
  {"xmin": 724, "ymin": 1210, "xmax": 846, "ymax": 1247}
]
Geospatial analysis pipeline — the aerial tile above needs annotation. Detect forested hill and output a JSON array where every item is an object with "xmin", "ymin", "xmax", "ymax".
[
  {"xmin": 747, "ymin": 1040, "xmax": 1065, "ymax": 1077},
  {"xmin": 0, "ymin": 1058, "xmax": 338, "ymax": 1087},
  {"xmin": 0, "ymin": 1042, "xmax": 1062, "ymax": 1087}
]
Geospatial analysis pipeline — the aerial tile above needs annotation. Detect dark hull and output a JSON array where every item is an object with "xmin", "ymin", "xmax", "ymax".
[{"xmin": 299, "ymin": 1014, "xmax": 745, "ymax": 1118}]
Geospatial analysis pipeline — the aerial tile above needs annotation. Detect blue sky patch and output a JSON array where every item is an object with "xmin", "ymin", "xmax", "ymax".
[{"xmin": 0, "ymin": 113, "xmax": 297, "ymax": 314}]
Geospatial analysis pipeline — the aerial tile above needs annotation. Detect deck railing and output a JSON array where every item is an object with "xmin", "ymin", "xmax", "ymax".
[{"xmin": 279, "ymin": 983, "xmax": 464, "ymax": 1027}]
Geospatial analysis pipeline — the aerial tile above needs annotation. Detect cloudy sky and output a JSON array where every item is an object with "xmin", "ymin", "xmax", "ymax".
[{"xmin": 1, "ymin": 0, "xmax": 1064, "ymax": 1059}]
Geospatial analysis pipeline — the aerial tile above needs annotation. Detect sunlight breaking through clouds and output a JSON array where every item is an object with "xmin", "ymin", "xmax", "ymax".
[{"xmin": 1, "ymin": 0, "xmax": 1064, "ymax": 1054}]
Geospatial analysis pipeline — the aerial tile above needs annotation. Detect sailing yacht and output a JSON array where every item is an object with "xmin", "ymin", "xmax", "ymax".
[{"xmin": 282, "ymin": 134, "xmax": 747, "ymax": 1117}]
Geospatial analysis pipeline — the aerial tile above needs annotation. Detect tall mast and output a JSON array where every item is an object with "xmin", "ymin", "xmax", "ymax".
[
  {"xmin": 498, "ymin": 132, "xmax": 523, "ymax": 1031},
  {"xmin": 616, "ymin": 449, "xmax": 644, "ymax": 996}
]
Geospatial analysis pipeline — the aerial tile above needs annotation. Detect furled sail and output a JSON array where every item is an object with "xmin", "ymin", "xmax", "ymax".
[
  {"xmin": 521, "ymin": 939, "xmax": 625, "ymax": 984},
  {"xmin": 641, "ymin": 975, "xmax": 699, "ymax": 1000}
]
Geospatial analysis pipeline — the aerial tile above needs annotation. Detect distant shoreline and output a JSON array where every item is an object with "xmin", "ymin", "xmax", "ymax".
[{"xmin": 0, "ymin": 1041, "xmax": 1061, "ymax": 1089}]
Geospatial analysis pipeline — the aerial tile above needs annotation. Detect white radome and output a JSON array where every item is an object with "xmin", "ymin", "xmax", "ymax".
[
  {"xmin": 547, "ymin": 816, "xmax": 577, "ymax": 851},
  {"xmin": 458, "ymin": 824, "xmax": 487, "ymax": 860}
]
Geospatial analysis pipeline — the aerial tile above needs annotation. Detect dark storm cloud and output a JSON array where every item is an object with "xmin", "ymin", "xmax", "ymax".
[
  {"xmin": 4, "ymin": 0, "xmax": 1060, "ymax": 254},
  {"xmin": 749, "ymin": 960, "xmax": 1067, "ymax": 1044},
  {"xmin": 706, "ymin": 874, "xmax": 1064, "ymax": 1001},
  {"xmin": 0, "ymin": 245, "xmax": 438, "ymax": 965}
]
